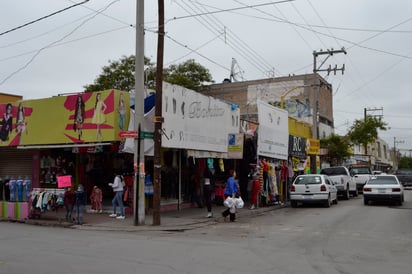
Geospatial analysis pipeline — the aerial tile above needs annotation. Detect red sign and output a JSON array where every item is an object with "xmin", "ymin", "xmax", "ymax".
[{"xmin": 118, "ymin": 131, "xmax": 138, "ymax": 138}]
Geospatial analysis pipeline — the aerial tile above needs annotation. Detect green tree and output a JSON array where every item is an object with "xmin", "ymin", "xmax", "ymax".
[
  {"xmin": 347, "ymin": 116, "xmax": 387, "ymax": 154},
  {"xmin": 164, "ymin": 59, "xmax": 213, "ymax": 91},
  {"xmin": 83, "ymin": 55, "xmax": 155, "ymax": 92},
  {"xmin": 320, "ymin": 134, "xmax": 353, "ymax": 165},
  {"xmin": 83, "ymin": 56, "xmax": 213, "ymax": 92},
  {"xmin": 399, "ymin": 156, "xmax": 412, "ymax": 169}
]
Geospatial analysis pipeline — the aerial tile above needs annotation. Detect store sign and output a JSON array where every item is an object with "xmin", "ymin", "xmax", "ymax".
[
  {"xmin": 228, "ymin": 133, "xmax": 244, "ymax": 159},
  {"xmin": 306, "ymin": 138, "xmax": 320, "ymax": 155},
  {"xmin": 288, "ymin": 135, "xmax": 307, "ymax": 158},
  {"xmin": 161, "ymin": 82, "xmax": 239, "ymax": 152}
]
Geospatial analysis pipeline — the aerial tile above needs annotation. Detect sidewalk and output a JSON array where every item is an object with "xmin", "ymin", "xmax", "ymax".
[{"xmin": 2, "ymin": 203, "xmax": 287, "ymax": 232}]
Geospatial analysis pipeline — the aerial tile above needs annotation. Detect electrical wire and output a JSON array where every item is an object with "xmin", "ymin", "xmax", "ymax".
[
  {"xmin": 0, "ymin": 0, "xmax": 90, "ymax": 36},
  {"xmin": 0, "ymin": 0, "xmax": 120, "ymax": 85},
  {"xmin": 164, "ymin": 32, "xmax": 229, "ymax": 71},
  {"xmin": 0, "ymin": 26, "xmax": 130, "ymax": 63},
  {"xmin": 181, "ymin": 1, "xmax": 273, "ymax": 78}
]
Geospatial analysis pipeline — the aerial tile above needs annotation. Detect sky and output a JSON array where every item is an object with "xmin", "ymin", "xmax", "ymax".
[{"xmin": 1, "ymin": 0, "xmax": 412, "ymax": 153}]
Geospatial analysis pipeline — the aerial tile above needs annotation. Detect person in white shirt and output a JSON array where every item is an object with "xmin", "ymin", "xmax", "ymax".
[{"xmin": 108, "ymin": 174, "xmax": 125, "ymax": 219}]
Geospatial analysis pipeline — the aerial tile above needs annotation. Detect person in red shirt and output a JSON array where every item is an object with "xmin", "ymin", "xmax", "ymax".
[{"xmin": 63, "ymin": 187, "xmax": 75, "ymax": 222}]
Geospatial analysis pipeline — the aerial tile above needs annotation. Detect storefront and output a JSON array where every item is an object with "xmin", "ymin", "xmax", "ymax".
[
  {"xmin": 253, "ymin": 100, "xmax": 290, "ymax": 204},
  {"xmin": 0, "ymin": 89, "xmax": 132, "ymax": 219}
]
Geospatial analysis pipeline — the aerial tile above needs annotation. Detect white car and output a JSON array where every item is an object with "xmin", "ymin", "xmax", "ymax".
[
  {"xmin": 363, "ymin": 175, "xmax": 404, "ymax": 205},
  {"xmin": 290, "ymin": 174, "xmax": 338, "ymax": 208},
  {"xmin": 320, "ymin": 166, "xmax": 357, "ymax": 199}
]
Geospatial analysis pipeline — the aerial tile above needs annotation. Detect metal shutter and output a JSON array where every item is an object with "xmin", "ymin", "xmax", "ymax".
[{"xmin": 0, "ymin": 148, "xmax": 33, "ymax": 179}]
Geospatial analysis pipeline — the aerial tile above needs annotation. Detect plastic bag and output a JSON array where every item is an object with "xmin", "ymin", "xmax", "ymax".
[
  {"xmin": 235, "ymin": 196, "xmax": 244, "ymax": 208},
  {"xmin": 223, "ymin": 196, "xmax": 235, "ymax": 208}
]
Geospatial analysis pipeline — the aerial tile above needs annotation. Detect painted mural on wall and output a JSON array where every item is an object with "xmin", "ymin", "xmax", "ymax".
[
  {"xmin": 0, "ymin": 90, "xmax": 130, "ymax": 147},
  {"xmin": 246, "ymin": 81, "xmax": 314, "ymax": 126}
]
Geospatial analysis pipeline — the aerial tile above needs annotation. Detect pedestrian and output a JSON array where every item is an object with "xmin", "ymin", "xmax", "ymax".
[
  {"xmin": 222, "ymin": 169, "xmax": 240, "ymax": 222},
  {"xmin": 63, "ymin": 187, "xmax": 75, "ymax": 222},
  {"xmin": 90, "ymin": 185, "xmax": 103, "ymax": 213},
  {"xmin": 203, "ymin": 167, "xmax": 215, "ymax": 218},
  {"xmin": 74, "ymin": 184, "xmax": 86, "ymax": 225},
  {"xmin": 108, "ymin": 173, "xmax": 125, "ymax": 219},
  {"xmin": 249, "ymin": 174, "xmax": 261, "ymax": 210},
  {"xmin": 190, "ymin": 171, "xmax": 203, "ymax": 208}
]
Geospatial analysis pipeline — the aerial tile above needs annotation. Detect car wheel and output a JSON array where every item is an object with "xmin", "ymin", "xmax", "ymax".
[
  {"xmin": 333, "ymin": 197, "xmax": 338, "ymax": 205},
  {"xmin": 364, "ymin": 199, "xmax": 368, "ymax": 205},
  {"xmin": 344, "ymin": 187, "xmax": 350, "ymax": 200},
  {"xmin": 353, "ymin": 188, "xmax": 359, "ymax": 197},
  {"xmin": 291, "ymin": 201, "xmax": 298, "ymax": 208}
]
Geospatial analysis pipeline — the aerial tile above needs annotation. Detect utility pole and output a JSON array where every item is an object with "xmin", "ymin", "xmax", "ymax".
[
  {"xmin": 134, "ymin": 0, "xmax": 145, "ymax": 225},
  {"xmin": 393, "ymin": 137, "xmax": 404, "ymax": 171},
  {"xmin": 312, "ymin": 48, "xmax": 346, "ymax": 173},
  {"xmin": 363, "ymin": 107, "xmax": 384, "ymax": 166},
  {"xmin": 152, "ymin": 0, "xmax": 164, "ymax": 226}
]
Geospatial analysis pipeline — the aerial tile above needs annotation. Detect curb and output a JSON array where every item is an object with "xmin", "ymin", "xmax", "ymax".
[{"xmin": 1, "ymin": 203, "xmax": 289, "ymax": 232}]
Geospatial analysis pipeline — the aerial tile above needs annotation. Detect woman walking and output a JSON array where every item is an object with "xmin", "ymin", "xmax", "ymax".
[{"xmin": 222, "ymin": 169, "xmax": 239, "ymax": 222}]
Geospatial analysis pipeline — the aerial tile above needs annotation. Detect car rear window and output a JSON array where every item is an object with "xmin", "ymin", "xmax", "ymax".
[
  {"xmin": 350, "ymin": 167, "xmax": 371, "ymax": 175},
  {"xmin": 320, "ymin": 167, "xmax": 345, "ymax": 176},
  {"xmin": 367, "ymin": 176, "xmax": 398, "ymax": 185},
  {"xmin": 295, "ymin": 176, "xmax": 322, "ymax": 185},
  {"xmin": 396, "ymin": 170, "xmax": 412, "ymax": 175}
]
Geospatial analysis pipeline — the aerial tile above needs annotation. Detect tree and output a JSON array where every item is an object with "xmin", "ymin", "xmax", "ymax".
[
  {"xmin": 399, "ymin": 156, "xmax": 412, "ymax": 169},
  {"xmin": 320, "ymin": 134, "xmax": 353, "ymax": 165},
  {"xmin": 83, "ymin": 56, "xmax": 213, "ymax": 92},
  {"xmin": 83, "ymin": 55, "xmax": 155, "ymax": 92},
  {"xmin": 347, "ymin": 116, "xmax": 387, "ymax": 154},
  {"xmin": 163, "ymin": 59, "xmax": 213, "ymax": 91}
]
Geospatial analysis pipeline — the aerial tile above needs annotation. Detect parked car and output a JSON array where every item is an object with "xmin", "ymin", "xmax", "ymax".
[
  {"xmin": 348, "ymin": 164, "xmax": 373, "ymax": 193},
  {"xmin": 394, "ymin": 169, "xmax": 412, "ymax": 187},
  {"xmin": 363, "ymin": 175, "xmax": 404, "ymax": 205},
  {"xmin": 290, "ymin": 174, "xmax": 338, "ymax": 208},
  {"xmin": 320, "ymin": 166, "xmax": 357, "ymax": 199}
]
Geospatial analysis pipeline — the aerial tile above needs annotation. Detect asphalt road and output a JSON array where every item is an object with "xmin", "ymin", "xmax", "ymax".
[{"xmin": 1, "ymin": 190, "xmax": 412, "ymax": 274}]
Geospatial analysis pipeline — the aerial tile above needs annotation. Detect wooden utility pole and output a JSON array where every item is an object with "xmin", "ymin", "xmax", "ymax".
[
  {"xmin": 364, "ymin": 107, "xmax": 384, "ymax": 163},
  {"xmin": 312, "ymin": 48, "xmax": 346, "ymax": 173},
  {"xmin": 152, "ymin": 0, "xmax": 164, "ymax": 226}
]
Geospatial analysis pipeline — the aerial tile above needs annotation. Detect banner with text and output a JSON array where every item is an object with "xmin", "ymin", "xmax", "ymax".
[{"xmin": 161, "ymin": 82, "xmax": 240, "ymax": 152}]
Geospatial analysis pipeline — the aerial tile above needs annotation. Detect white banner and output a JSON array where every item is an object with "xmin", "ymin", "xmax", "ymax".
[
  {"xmin": 257, "ymin": 99, "xmax": 289, "ymax": 160},
  {"xmin": 162, "ymin": 82, "xmax": 239, "ymax": 152}
]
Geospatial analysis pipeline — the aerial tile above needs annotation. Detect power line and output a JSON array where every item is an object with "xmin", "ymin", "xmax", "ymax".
[
  {"xmin": 0, "ymin": 0, "xmax": 90, "ymax": 37},
  {"xmin": 0, "ymin": 0, "xmax": 119, "ymax": 85},
  {"xmin": 177, "ymin": 1, "xmax": 271, "ymax": 78},
  {"xmin": 0, "ymin": 26, "xmax": 130, "ymax": 63},
  {"xmin": 171, "ymin": 0, "xmax": 294, "ymax": 21}
]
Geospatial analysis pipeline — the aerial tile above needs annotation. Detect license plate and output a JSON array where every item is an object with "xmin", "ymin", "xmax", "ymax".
[
  {"xmin": 378, "ymin": 189, "xmax": 386, "ymax": 194},
  {"xmin": 303, "ymin": 195, "xmax": 313, "ymax": 199}
]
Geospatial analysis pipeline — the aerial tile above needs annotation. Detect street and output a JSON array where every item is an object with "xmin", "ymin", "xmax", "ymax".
[{"xmin": 1, "ymin": 190, "xmax": 412, "ymax": 274}]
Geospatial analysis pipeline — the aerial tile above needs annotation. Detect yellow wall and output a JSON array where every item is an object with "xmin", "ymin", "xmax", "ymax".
[
  {"xmin": 0, "ymin": 93, "xmax": 22, "ymax": 104},
  {"xmin": 288, "ymin": 117, "xmax": 311, "ymax": 138},
  {"xmin": 0, "ymin": 90, "xmax": 130, "ymax": 146}
]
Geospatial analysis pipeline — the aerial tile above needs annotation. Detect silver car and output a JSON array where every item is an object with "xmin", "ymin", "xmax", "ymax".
[
  {"xmin": 290, "ymin": 174, "xmax": 338, "ymax": 208},
  {"xmin": 363, "ymin": 175, "xmax": 404, "ymax": 205}
]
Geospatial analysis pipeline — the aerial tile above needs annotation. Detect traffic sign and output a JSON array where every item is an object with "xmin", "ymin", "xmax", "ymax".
[
  {"xmin": 140, "ymin": 131, "xmax": 154, "ymax": 139},
  {"xmin": 118, "ymin": 131, "xmax": 138, "ymax": 138}
]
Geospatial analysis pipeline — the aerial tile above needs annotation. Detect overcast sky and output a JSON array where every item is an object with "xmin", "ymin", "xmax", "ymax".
[{"xmin": 1, "ymin": 0, "xmax": 412, "ymax": 152}]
